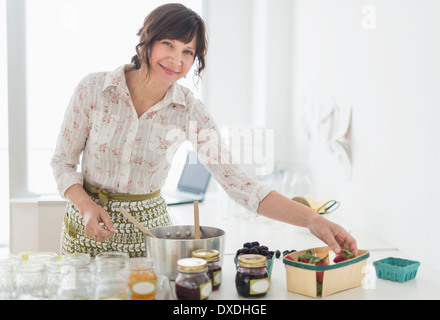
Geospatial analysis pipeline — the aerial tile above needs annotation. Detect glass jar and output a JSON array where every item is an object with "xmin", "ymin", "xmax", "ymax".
[
  {"xmin": 28, "ymin": 252, "xmax": 58, "ymax": 266},
  {"xmin": 96, "ymin": 252, "xmax": 129, "ymax": 272},
  {"xmin": 56, "ymin": 254, "xmax": 95, "ymax": 300},
  {"xmin": 235, "ymin": 254, "xmax": 270, "ymax": 298},
  {"xmin": 45, "ymin": 261, "xmax": 66, "ymax": 300},
  {"xmin": 95, "ymin": 260, "xmax": 130, "ymax": 300},
  {"xmin": 128, "ymin": 258, "xmax": 157, "ymax": 300},
  {"xmin": 0, "ymin": 255, "xmax": 20, "ymax": 300},
  {"xmin": 16, "ymin": 262, "xmax": 47, "ymax": 300},
  {"xmin": 175, "ymin": 258, "xmax": 212, "ymax": 300},
  {"xmin": 63, "ymin": 253, "xmax": 94, "ymax": 276},
  {"xmin": 63, "ymin": 253, "xmax": 92, "ymax": 265},
  {"xmin": 0, "ymin": 262, "xmax": 16, "ymax": 300},
  {"xmin": 192, "ymin": 249, "xmax": 222, "ymax": 291}
]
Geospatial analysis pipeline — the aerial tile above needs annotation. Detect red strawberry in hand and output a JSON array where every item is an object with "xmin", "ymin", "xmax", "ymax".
[{"xmin": 333, "ymin": 249, "xmax": 355, "ymax": 263}]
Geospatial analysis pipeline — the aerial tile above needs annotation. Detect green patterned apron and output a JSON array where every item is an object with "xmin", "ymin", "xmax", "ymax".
[{"xmin": 60, "ymin": 183, "xmax": 172, "ymax": 258}]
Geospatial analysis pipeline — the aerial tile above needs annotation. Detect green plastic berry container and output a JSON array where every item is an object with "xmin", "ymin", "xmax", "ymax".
[{"xmin": 373, "ymin": 257, "xmax": 420, "ymax": 283}]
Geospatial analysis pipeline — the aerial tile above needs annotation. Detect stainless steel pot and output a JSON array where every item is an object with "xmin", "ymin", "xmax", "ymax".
[{"xmin": 145, "ymin": 225, "xmax": 226, "ymax": 280}]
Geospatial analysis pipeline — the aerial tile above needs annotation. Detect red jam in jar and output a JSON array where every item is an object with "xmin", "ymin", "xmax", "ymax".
[
  {"xmin": 235, "ymin": 254, "xmax": 270, "ymax": 298},
  {"xmin": 175, "ymin": 258, "xmax": 212, "ymax": 300},
  {"xmin": 192, "ymin": 249, "xmax": 222, "ymax": 291}
]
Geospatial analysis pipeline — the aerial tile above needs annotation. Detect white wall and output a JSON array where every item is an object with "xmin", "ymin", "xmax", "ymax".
[
  {"xmin": 203, "ymin": 0, "xmax": 293, "ymax": 171},
  {"xmin": 10, "ymin": 197, "xmax": 65, "ymax": 254},
  {"xmin": 289, "ymin": 0, "xmax": 440, "ymax": 270}
]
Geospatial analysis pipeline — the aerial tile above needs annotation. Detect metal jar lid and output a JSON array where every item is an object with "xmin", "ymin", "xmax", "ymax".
[
  {"xmin": 177, "ymin": 258, "xmax": 207, "ymax": 273},
  {"xmin": 238, "ymin": 254, "xmax": 267, "ymax": 268},
  {"xmin": 192, "ymin": 249, "xmax": 220, "ymax": 262}
]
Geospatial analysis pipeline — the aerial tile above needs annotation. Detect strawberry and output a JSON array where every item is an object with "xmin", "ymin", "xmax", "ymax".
[
  {"xmin": 297, "ymin": 250, "xmax": 328, "ymax": 283},
  {"xmin": 284, "ymin": 255, "xmax": 295, "ymax": 261},
  {"xmin": 297, "ymin": 250, "xmax": 314, "ymax": 263},
  {"xmin": 333, "ymin": 249, "xmax": 355, "ymax": 263},
  {"xmin": 315, "ymin": 258, "xmax": 328, "ymax": 283}
]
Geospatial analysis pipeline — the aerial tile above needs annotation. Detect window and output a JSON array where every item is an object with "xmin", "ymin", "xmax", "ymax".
[
  {"xmin": 25, "ymin": 0, "xmax": 203, "ymax": 194},
  {"xmin": 1, "ymin": 0, "xmax": 9, "ymax": 246}
]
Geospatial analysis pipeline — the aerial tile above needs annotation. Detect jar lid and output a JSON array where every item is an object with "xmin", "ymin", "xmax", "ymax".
[
  {"xmin": 177, "ymin": 258, "xmax": 207, "ymax": 272},
  {"xmin": 192, "ymin": 249, "xmax": 220, "ymax": 261},
  {"xmin": 238, "ymin": 254, "xmax": 267, "ymax": 268}
]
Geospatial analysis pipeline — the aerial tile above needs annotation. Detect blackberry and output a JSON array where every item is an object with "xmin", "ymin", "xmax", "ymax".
[
  {"xmin": 249, "ymin": 247, "xmax": 259, "ymax": 254},
  {"xmin": 243, "ymin": 242, "xmax": 253, "ymax": 249}
]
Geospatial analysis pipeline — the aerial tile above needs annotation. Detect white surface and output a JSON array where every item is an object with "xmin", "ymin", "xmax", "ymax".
[
  {"xmin": 168, "ymin": 192, "xmax": 440, "ymax": 300},
  {"xmin": 202, "ymin": 249, "xmax": 440, "ymax": 300}
]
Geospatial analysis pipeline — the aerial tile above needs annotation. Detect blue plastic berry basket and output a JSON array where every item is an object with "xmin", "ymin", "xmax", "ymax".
[{"xmin": 373, "ymin": 257, "xmax": 420, "ymax": 283}]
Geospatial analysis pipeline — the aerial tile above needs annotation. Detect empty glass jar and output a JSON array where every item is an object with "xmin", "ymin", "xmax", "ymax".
[
  {"xmin": 57, "ymin": 264, "xmax": 95, "ymax": 300},
  {"xmin": 95, "ymin": 261, "xmax": 129, "ymax": 300},
  {"xmin": 28, "ymin": 252, "xmax": 58, "ymax": 266},
  {"xmin": 16, "ymin": 262, "xmax": 47, "ymax": 300},
  {"xmin": 0, "ymin": 262, "xmax": 16, "ymax": 300}
]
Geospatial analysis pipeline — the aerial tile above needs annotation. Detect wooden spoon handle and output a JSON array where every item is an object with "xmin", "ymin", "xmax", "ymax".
[
  {"xmin": 119, "ymin": 207, "xmax": 156, "ymax": 238},
  {"xmin": 194, "ymin": 201, "xmax": 200, "ymax": 240}
]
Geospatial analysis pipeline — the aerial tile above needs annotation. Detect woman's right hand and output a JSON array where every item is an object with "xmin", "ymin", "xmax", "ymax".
[
  {"xmin": 82, "ymin": 202, "xmax": 115, "ymax": 242},
  {"xmin": 65, "ymin": 184, "xmax": 116, "ymax": 242}
]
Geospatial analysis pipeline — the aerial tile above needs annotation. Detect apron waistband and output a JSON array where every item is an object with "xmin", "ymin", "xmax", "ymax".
[{"xmin": 83, "ymin": 181, "xmax": 161, "ymax": 206}]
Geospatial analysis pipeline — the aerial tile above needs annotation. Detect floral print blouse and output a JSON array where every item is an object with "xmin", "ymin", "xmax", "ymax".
[{"xmin": 51, "ymin": 64, "xmax": 274, "ymax": 212}]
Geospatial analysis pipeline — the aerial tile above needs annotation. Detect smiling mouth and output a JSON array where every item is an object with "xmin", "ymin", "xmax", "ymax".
[{"xmin": 160, "ymin": 64, "xmax": 179, "ymax": 76}]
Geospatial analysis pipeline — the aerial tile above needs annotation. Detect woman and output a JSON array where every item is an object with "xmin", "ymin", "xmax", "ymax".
[{"xmin": 51, "ymin": 3, "xmax": 357, "ymax": 258}]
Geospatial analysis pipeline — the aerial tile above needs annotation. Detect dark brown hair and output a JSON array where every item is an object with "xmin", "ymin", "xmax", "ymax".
[{"xmin": 131, "ymin": 3, "xmax": 208, "ymax": 78}]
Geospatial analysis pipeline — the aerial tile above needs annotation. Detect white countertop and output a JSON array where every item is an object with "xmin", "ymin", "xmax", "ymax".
[{"xmin": 167, "ymin": 192, "xmax": 440, "ymax": 300}]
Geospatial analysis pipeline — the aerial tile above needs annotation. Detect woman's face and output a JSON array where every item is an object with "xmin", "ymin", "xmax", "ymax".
[{"xmin": 149, "ymin": 37, "xmax": 197, "ymax": 88}]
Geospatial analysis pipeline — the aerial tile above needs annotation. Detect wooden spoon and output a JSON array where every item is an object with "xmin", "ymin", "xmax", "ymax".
[
  {"xmin": 194, "ymin": 201, "xmax": 200, "ymax": 240},
  {"xmin": 119, "ymin": 207, "xmax": 156, "ymax": 238}
]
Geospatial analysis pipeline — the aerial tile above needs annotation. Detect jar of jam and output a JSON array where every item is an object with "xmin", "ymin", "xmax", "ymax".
[
  {"xmin": 235, "ymin": 254, "xmax": 270, "ymax": 298},
  {"xmin": 128, "ymin": 258, "xmax": 157, "ymax": 300},
  {"xmin": 192, "ymin": 249, "xmax": 222, "ymax": 291},
  {"xmin": 175, "ymin": 258, "xmax": 212, "ymax": 300}
]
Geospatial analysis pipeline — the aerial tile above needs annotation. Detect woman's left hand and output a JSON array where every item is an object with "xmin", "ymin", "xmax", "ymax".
[{"xmin": 308, "ymin": 214, "xmax": 358, "ymax": 256}]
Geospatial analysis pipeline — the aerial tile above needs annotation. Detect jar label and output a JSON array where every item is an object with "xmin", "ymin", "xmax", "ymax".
[
  {"xmin": 200, "ymin": 281, "xmax": 212, "ymax": 300},
  {"xmin": 250, "ymin": 278, "xmax": 270, "ymax": 295},
  {"xmin": 131, "ymin": 280, "xmax": 157, "ymax": 296},
  {"xmin": 213, "ymin": 270, "xmax": 222, "ymax": 286}
]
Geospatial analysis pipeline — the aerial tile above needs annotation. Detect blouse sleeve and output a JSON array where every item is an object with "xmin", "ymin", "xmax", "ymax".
[
  {"xmin": 187, "ymin": 99, "xmax": 274, "ymax": 213},
  {"xmin": 50, "ymin": 78, "xmax": 91, "ymax": 198}
]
